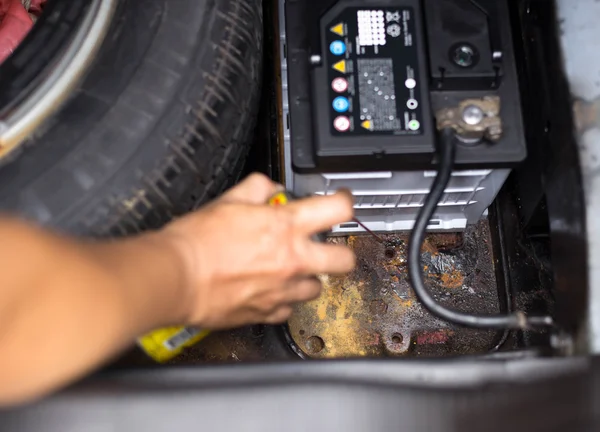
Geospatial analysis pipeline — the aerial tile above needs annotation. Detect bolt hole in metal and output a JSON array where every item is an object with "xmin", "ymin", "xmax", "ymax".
[
  {"xmin": 391, "ymin": 333, "xmax": 403, "ymax": 345},
  {"xmin": 305, "ymin": 336, "xmax": 325, "ymax": 354}
]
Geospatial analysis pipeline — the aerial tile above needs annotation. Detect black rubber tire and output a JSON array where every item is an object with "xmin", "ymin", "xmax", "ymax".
[{"xmin": 0, "ymin": 0, "xmax": 263, "ymax": 236}]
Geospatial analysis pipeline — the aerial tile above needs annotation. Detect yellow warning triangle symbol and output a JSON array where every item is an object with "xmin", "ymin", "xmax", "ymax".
[
  {"xmin": 332, "ymin": 60, "xmax": 346, "ymax": 74},
  {"xmin": 361, "ymin": 120, "xmax": 372, "ymax": 130},
  {"xmin": 330, "ymin": 23, "xmax": 345, "ymax": 36}
]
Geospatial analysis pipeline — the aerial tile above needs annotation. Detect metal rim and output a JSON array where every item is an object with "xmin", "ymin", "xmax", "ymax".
[
  {"xmin": 279, "ymin": 324, "xmax": 309, "ymax": 359},
  {"xmin": 0, "ymin": 0, "xmax": 117, "ymax": 160}
]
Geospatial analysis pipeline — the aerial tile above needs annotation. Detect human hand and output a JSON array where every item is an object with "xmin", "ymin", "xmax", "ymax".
[{"xmin": 161, "ymin": 173, "xmax": 356, "ymax": 329}]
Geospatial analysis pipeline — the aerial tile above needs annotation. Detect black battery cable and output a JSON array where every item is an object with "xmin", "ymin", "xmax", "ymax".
[{"xmin": 407, "ymin": 128, "xmax": 554, "ymax": 330}]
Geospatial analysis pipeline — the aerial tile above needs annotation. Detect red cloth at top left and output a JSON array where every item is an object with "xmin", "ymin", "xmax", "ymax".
[
  {"xmin": 0, "ymin": 0, "xmax": 34, "ymax": 64},
  {"xmin": 29, "ymin": 0, "xmax": 45, "ymax": 16}
]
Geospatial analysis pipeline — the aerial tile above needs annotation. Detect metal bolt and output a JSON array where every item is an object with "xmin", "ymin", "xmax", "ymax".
[
  {"xmin": 309, "ymin": 55, "xmax": 322, "ymax": 65},
  {"xmin": 452, "ymin": 44, "xmax": 476, "ymax": 68},
  {"xmin": 462, "ymin": 105, "xmax": 484, "ymax": 125}
]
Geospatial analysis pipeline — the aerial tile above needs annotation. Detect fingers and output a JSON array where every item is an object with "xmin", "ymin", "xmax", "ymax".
[
  {"xmin": 301, "ymin": 243, "xmax": 356, "ymax": 275},
  {"xmin": 264, "ymin": 306, "xmax": 293, "ymax": 324},
  {"xmin": 220, "ymin": 173, "xmax": 282, "ymax": 205},
  {"xmin": 285, "ymin": 276, "xmax": 322, "ymax": 303},
  {"xmin": 288, "ymin": 191, "xmax": 354, "ymax": 235}
]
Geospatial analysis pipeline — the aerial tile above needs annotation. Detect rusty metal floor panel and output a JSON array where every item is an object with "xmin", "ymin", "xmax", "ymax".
[
  {"xmin": 286, "ymin": 220, "xmax": 501, "ymax": 358},
  {"xmin": 114, "ymin": 220, "xmax": 503, "ymax": 367}
]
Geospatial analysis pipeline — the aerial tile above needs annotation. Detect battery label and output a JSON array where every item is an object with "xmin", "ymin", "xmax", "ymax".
[{"xmin": 326, "ymin": 8, "xmax": 423, "ymax": 136}]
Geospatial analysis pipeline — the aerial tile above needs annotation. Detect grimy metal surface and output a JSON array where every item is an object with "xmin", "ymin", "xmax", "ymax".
[{"xmin": 288, "ymin": 221, "xmax": 500, "ymax": 358}]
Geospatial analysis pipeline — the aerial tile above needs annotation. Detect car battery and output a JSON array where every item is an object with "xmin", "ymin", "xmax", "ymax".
[{"xmin": 279, "ymin": 0, "xmax": 525, "ymax": 233}]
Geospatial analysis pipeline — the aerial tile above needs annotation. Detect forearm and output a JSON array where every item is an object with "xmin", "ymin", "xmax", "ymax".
[
  {"xmin": 0, "ymin": 173, "xmax": 356, "ymax": 405},
  {"xmin": 0, "ymin": 218, "xmax": 189, "ymax": 405}
]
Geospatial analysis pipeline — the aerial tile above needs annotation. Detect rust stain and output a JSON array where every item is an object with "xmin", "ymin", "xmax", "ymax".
[
  {"xmin": 439, "ymin": 269, "xmax": 465, "ymax": 289},
  {"xmin": 421, "ymin": 239, "xmax": 439, "ymax": 255},
  {"xmin": 289, "ymin": 234, "xmax": 413, "ymax": 358},
  {"xmin": 289, "ymin": 273, "xmax": 371, "ymax": 358},
  {"xmin": 346, "ymin": 235, "xmax": 357, "ymax": 249},
  {"xmin": 416, "ymin": 330, "xmax": 452, "ymax": 345},
  {"xmin": 315, "ymin": 276, "xmax": 329, "ymax": 321}
]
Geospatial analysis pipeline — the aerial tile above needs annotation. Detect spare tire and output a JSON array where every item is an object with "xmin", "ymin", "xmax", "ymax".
[{"xmin": 0, "ymin": 0, "xmax": 263, "ymax": 236}]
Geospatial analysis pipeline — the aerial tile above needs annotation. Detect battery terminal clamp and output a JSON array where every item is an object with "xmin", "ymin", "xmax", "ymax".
[{"xmin": 436, "ymin": 96, "xmax": 502, "ymax": 145}]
